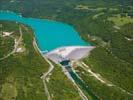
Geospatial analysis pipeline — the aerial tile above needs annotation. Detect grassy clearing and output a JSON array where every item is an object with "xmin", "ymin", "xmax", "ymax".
[
  {"xmin": 75, "ymin": 4, "xmax": 89, "ymax": 10},
  {"xmin": 108, "ymin": 14, "xmax": 133, "ymax": 26},
  {"xmin": 93, "ymin": 12, "xmax": 105, "ymax": 19},
  {"xmin": 95, "ymin": 7, "xmax": 106, "ymax": 11},
  {"xmin": 109, "ymin": 8, "xmax": 118, "ymax": 11},
  {"xmin": 1, "ymin": 82, "xmax": 17, "ymax": 100}
]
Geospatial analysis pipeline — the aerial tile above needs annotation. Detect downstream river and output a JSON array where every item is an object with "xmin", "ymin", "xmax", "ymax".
[{"xmin": 0, "ymin": 11, "xmax": 97, "ymax": 100}]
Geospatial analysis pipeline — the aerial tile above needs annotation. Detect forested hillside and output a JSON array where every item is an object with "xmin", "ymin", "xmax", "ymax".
[{"xmin": 0, "ymin": 0, "xmax": 133, "ymax": 99}]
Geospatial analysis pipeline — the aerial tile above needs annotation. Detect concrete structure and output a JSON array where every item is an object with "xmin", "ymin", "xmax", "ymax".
[{"xmin": 44, "ymin": 46, "xmax": 95, "ymax": 63}]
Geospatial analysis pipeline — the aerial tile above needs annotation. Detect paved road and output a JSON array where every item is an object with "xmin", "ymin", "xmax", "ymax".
[{"xmin": 33, "ymin": 38, "xmax": 54, "ymax": 100}]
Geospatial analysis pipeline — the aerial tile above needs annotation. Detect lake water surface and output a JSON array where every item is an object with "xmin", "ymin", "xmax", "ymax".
[
  {"xmin": 0, "ymin": 11, "xmax": 89, "ymax": 51},
  {"xmin": 0, "ymin": 11, "xmax": 98, "ymax": 99}
]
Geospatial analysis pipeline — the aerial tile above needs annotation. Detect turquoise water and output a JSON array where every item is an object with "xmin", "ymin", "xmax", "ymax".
[
  {"xmin": 0, "ymin": 11, "xmax": 97, "ymax": 99},
  {"xmin": 0, "ymin": 11, "xmax": 89, "ymax": 51}
]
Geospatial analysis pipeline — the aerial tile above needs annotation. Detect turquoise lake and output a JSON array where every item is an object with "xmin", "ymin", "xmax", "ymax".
[
  {"xmin": 0, "ymin": 11, "xmax": 88, "ymax": 51},
  {"xmin": 0, "ymin": 11, "xmax": 98, "ymax": 99}
]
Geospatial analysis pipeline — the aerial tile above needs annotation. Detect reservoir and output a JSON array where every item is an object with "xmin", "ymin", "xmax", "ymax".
[
  {"xmin": 0, "ymin": 11, "xmax": 89, "ymax": 51},
  {"xmin": 0, "ymin": 11, "xmax": 97, "ymax": 99}
]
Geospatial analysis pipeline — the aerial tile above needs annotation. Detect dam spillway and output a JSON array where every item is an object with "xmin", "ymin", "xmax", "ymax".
[
  {"xmin": 45, "ymin": 46, "xmax": 95, "ymax": 63},
  {"xmin": 0, "ymin": 11, "xmax": 94, "ymax": 62}
]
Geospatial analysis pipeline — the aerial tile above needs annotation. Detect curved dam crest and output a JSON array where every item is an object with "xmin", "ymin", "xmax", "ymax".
[{"xmin": 0, "ymin": 11, "xmax": 90, "ymax": 52}]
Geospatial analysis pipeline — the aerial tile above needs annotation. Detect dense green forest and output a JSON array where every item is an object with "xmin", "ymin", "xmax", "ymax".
[
  {"xmin": 0, "ymin": 0, "xmax": 133, "ymax": 99},
  {"xmin": 0, "ymin": 0, "xmax": 132, "ymax": 19}
]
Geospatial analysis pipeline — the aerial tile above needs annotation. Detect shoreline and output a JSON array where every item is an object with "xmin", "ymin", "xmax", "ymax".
[{"xmin": 0, "ymin": 10, "xmax": 80, "ymax": 29}]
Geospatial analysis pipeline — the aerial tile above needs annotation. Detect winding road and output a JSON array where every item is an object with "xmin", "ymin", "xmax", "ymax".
[
  {"xmin": 33, "ymin": 38, "xmax": 54, "ymax": 100},
  {"xmin": 0, "ymin": 25, "xmax": 23, "ymax": 61},
  {"xmin": 33, "ymin": 38, "xmax": 88, "ymax": 100},
  {"xmin": 40, "ymin": 58, "xmax": 54, "ymax": 100},
  {"xmin": 78, "ymin": 61, "xmax": 133, "ymax": 96}
]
